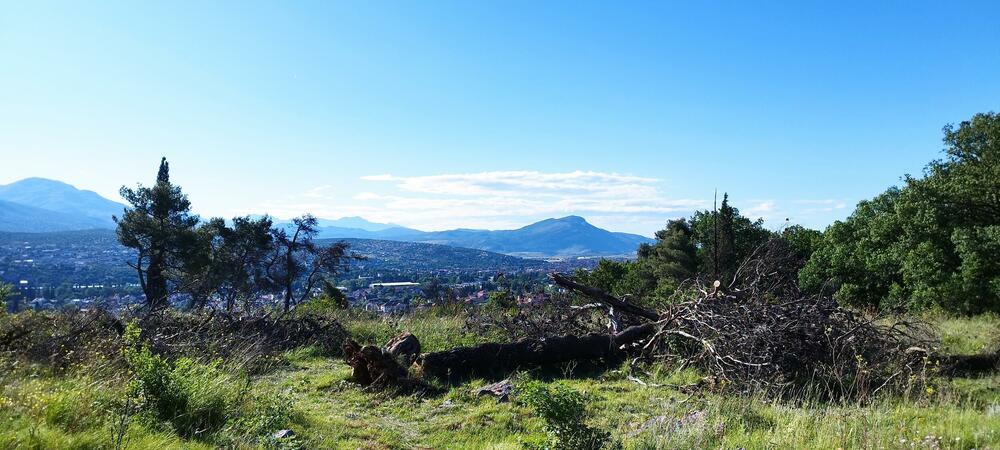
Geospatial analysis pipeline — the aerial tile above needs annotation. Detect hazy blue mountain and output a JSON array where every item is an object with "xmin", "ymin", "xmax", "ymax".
[
  {"xmin": 412, "ymin": 216, "xmax": 652, "ymax": 257},
  {"xmin": 315, "ymin": 216, "xmax": 403, "ymax": 232},
  {"xmin": 0, "ymin": 177, "xmax": 649, "ymax": 255},
  {"xmin": 313, "ymin": 215, "xmax": 653, "ymax": 257},
  {"xmin": 0, "ymin": 178, "xmax": 124, "ymax": 230},
  {"xmin": 272, "ymin": 216, "xmax": 418, "ymax": 239},
  {"xmin": 0, "ymin": 199, "xmax": 111, "ymax": 232}
]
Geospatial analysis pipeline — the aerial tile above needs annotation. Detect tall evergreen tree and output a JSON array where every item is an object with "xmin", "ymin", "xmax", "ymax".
[
  {"xmin": 689, "ymin": 194, "xmax": 771, "ymax": 284},
  {"xmin": 637, "ymin": 218, "xmax": 698, "ymax": 282},
  {"xmin": 716, "ymin": 194, "xmax": 738, "ymax": 281},
  {"xmin": 115, "ymin": 157, "xmax": 200, "ymax": 308}
]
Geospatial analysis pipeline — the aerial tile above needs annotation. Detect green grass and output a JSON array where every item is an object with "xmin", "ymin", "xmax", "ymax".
[
  {"xmin": 332, "ymin": 307, "xmax": 505, "ymax": 352},
  {"xmin": 930, "ymin": 312, "xmax": 1000, "ymax": 355},
  {"xmin": 260, "ymin": 350, "xmax": 1000, "ymax": 449},
  {"xmin": 1, "ymin": 312, "xmax": 998, "ymax": 449}
]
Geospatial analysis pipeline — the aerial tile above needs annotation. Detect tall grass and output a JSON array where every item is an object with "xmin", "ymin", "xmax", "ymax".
[
  {"xmin": 1, "ymin": 309, "xmax": 998, "ymax": 449},
  {"xmin": 332, "ymin": 305, "xmax": 504, "ymax": 352},
  {"xmin": 0, "ymin": 322, "xmax": 299, "ymax": 449}
]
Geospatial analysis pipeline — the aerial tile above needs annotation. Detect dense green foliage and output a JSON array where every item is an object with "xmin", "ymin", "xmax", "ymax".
[
  {"xmin": 802, "ymin": 112, "xmax": 1000, "ymax": 313},
  {"xmin": 576, "ymin": 195, "xmax": 780, "ymax": 308},
  {"xmin": 578, "ymin": 113, "xmax": 998, "ymax": 315},
  {"xmin": 689, "ymin": 194, "xmax": 772, "ymax": 283},
  {"xmin": 183, "ymin": 216, "xmax": 277, "ymax": 310}
]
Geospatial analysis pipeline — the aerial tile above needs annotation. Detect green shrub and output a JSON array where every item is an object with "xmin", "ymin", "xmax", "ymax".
[
  {"xmin": 517, "ymin": 381, "xmax": 618, "ymax": 450},
  {"xmin": 121, "ymin": 321, "xmax": 293, "ymax": 444}
]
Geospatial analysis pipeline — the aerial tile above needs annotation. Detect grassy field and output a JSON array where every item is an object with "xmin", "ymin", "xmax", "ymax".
[{"xmin": 1, "ymin": 311, "xmax": 998, "ymax": 449}]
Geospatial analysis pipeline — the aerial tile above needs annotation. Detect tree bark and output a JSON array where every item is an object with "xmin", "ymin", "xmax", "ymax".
[
  {"xmin": 551, "ymin": 273, "xmax": 659, "ymax": 321},
  {"xmin": 416, "ymin": 323, "xmax": 656, "ymax": 380}
]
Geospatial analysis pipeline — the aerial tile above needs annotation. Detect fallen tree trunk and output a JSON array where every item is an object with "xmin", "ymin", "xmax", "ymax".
[
  {"xmin": 551, "ymin": 272, "xmax": 660, "ymax": 321},
  {"xmin": 417, "ymin": 323, "xmax": 656, "ymax": 380}
]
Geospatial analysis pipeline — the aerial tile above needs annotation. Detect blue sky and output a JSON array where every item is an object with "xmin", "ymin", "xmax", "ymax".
[{"xmin": 1, "ymin": 1, "xmax": 998, "ymax": 235}]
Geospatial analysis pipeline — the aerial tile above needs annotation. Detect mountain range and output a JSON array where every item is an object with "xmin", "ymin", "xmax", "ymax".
[
  {"xmin": 0, "ymin": 178, "xmax": 125, "ymax": 232},
  {"xmin": 0, "ymin": 178, "xmax": 652, "ymax": 256},
  {"xmin": 301, "ymin": 216, "xmax": 651, "ymax": 257}
]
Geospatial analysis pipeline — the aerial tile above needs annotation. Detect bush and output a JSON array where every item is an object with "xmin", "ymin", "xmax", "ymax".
[
  {"xmin": 517, "ymin": 381, "xmax": 618, "ymax": 450},
  {"xmin": 121, "ymin": 322, "xmax": 293, "ymax": 444}
]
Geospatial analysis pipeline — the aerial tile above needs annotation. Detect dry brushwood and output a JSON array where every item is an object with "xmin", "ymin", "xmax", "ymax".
[
  {"xmin": 0, "ymin": 309, "xmax": 123, "ymax": 368},
  {"xmin": 553, "ymin": 262, "xmax": 936, "ymax": 400},
  {"xmin": 550, "ymin": 273, "xmax": 659, "ymax": 321},
  {"xmin": 465, "ymin": 298, "xmax": 614, "ymax": 341},
  {"xmin": 0, "ymin": 308, "xmax": 348, "ymax": 371},
  {"xmin": 342, "ymin": 239, "xmax": 941, "ymax": 400},
  {"xmin": 138, "ymin": 310, "xmax": 348, "ymax": 363},
  {"xmin": 647, "ymin": 292, "xmax": 933, "ymax": 398}
]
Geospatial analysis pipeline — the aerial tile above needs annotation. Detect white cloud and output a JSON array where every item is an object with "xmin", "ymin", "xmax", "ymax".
[
  {"xmin": 359, "ymin": 171, "xmax": 706, "ymax": 226},
  {"xmin": 793, "ymin": 199, "xmax": 849, "ymax": 213},
  {"xmin": 365, "ymin": 170, "xmax": 661, "ymax": 198},
  {"xmin": 744, "ymin": 200, "xmax": 778, "ymax": 220}
]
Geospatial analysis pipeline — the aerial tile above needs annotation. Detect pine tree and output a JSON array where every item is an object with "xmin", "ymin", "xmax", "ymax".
[
  {"xmin": 637, "ymin": 219, "xmax": 698, "ymax": 282},
  {"xmin": 115, "ymin": 157, "xmax": 200, "ymax": 308},
  {"xmin": 716, "ymin": 193, "xmax": 738, "ymax": 282}
]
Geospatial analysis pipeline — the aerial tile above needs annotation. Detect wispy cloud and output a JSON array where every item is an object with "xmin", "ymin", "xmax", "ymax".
[
  {"xmin": 361, "ymin": 171, "xmax": 661, "ymax": 198},
  {"xmin": 744, "ymin": 200, "xmax": 777, "ymax": 218},
  {"xmin": 793, "ymin": 199, "xmax": 849, "ymax": 213}
]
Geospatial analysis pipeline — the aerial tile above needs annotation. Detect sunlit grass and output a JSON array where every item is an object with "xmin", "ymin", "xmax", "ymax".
[
  {"xmin": 930, "ymin": 312, "xmax": 1000, "ymax": 355},
  {"xmin": 332, "ymin": 307, "xmax": 504, "ymax": 352},
  {"xmin": 0, "ymin": 312, "xmax": 997, "ymax": 449}
]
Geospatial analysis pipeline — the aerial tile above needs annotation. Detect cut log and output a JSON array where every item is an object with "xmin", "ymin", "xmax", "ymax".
[
  {"xmin": 385, "ymin": 332, "xmax": 421, "ymax": 365},
  {"xmin": 551, "ymin": 273, "xmax": 660, "ymax": 321},
  {"xmin": 343, "ymin": 338, "xmax": 408, "ymax": 387},
  {"xmin": 343, "ymin": 337, "xmax": 437, "ymax": 394},
  {"xmin": 417, "ymin": 323, "xmax": 656, "ymax": 380}
]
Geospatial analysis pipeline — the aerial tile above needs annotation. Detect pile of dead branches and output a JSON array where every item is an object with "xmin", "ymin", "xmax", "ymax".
[
  {"xmin": 0, "ymin": 308, "xmax": 348, "ymax": 370},
  {"xmin": 140, "ymin": 310, "xmax": 347, "ymax": 361},
  {"xmin": 649, "ymin": 292, "xmax": 932, "ymax": 398},
  {"xmin": 0, "ymin": 309, "xmax": 123, "ymax": 369},
  {"xmin": 464, "ymin": 298, "xmax": 610, "ymax": 341},
  {"xmin": 553, "ymin": 273, "xmax": 935, "ymax": 400}
]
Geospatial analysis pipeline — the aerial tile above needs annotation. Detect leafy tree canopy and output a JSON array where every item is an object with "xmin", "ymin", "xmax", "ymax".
[{"xmin": 801, "ymin": 112, "xmax": 1000, "ymax": 313}]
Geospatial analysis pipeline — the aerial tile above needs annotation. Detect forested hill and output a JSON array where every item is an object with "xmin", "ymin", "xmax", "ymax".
[{"xmin": 317, "ymin": 238, "xmax": 546, "ymax": 272}]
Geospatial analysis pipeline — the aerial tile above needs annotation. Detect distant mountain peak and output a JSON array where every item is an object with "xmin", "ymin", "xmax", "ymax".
[
  {"xmin": 313, "ymin": 214, "xmax": 652, "ymax": 257},
  {"xmin": 314, "ymin": 216, "xmax": 405, "ymax": 232},
  {"xmin": 4, "ymin": 177, "xmax": 78, "ymax": 191},
  {"xmin": 11, "ymin": 177, "xmax": 69, "ymax": 184},
  {"xmin": 0, "ymin": 178, "xmax": 124, "ymax": 232}
]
